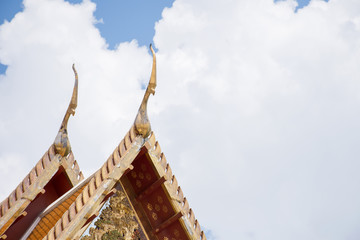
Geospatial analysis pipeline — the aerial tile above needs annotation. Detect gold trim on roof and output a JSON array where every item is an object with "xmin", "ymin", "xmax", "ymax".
[
  {"xmin": 54, "ymin": 64, "xmax": 78, "ymax": 157},
  {"xmin": 138, "ymin": 132, "xmax": 207, "ymax": 240},
  {"xmin": 40, "ymin": 126, "xmax": 144, "ymax": 240},
  {"xmin": 134, "ymin": 45, "xmax": 157, "ymax": 138}
]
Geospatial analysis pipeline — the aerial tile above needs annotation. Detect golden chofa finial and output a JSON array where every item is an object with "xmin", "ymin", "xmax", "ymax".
[
  {"xmin": 54, "ymin": 64, "xmax": 78, "ymax": 157},
  {"xmin": 134, "ymin": 44, "xmax": 157, "ymax": 138}
]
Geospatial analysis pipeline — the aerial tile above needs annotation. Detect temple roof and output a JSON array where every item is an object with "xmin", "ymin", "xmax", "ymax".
[
  {"xmin": 35, "ymin": 129, "xmax": 206, "ymax": 240},
  {"xmin": 0, "ymin": 46, "xmax": 206, "ymax": 240}
]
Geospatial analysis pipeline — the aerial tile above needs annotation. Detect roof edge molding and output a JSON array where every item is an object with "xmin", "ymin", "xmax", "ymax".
[
  {"xmin": 134, "ymin": 45, "xmax": 157, "ymax": 138},
  {"xmin": 54, "ymin": 64, "xmax": 78, "ymax": 157}
]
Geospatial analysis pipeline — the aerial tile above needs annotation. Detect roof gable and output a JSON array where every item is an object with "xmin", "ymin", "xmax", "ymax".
[{"xmin": 0, "ymin": 66, "xmax": 83, "ymax": 240}]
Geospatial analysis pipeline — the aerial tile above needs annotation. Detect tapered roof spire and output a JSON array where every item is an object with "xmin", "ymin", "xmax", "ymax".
[
  {"xmin": 134, "ymin": 44, "xmax": 156, "ymax": 138},
  {"xmin": 54, "ymin": 64, "xmax": 78, "ymax": 156}
]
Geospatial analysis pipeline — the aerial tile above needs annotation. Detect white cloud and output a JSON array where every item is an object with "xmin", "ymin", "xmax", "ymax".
[
  {"xmin": 1, "ymin": 0, "xmax": 360, "ymax": 240},
  {"xmin": 152, "ymin": 0, "xmax": 360, "ymax": 239}
]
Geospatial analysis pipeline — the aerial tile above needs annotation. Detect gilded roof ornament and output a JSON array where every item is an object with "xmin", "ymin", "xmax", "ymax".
[
  {"xmin": 54, "ymin": 64, "xmax": 78, "ymax": 157},
  {"xmin": 134, "ymin": 44, "xmax": 157, "ymax": 138}
]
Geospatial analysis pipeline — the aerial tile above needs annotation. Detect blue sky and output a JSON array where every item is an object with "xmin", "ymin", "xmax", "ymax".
[
  {"xmin": 0, "ymin": 1, "xmax": 359, "ymax": 240},
  {"xmin": 0, "ymin": 0, "xmax": 174, "ymax": 47},
  {"xmin": 0, "ymin": 0, "xmax": 174, "ymax": 74},
  {"xmin": 0, "ymin": 0, "xmax": 314, "ymax": 44},
  {"xmin": 0, "ymin": 0, "xmax": 330, "ymax": 75}
]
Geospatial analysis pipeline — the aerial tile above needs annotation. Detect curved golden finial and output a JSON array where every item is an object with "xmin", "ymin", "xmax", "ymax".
[
  {"xmin": 54, "ymin": 64, "xmax": 78, "ymax": 157},
  {"xmin": 134, "ymin": 44, "xmax": 157, "ymax": 138}
]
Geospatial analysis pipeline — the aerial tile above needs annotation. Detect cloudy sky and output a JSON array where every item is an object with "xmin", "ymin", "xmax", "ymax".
[{"xmin": 1, "ymin": 0, "xmax": 360, "ymax": 239}]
